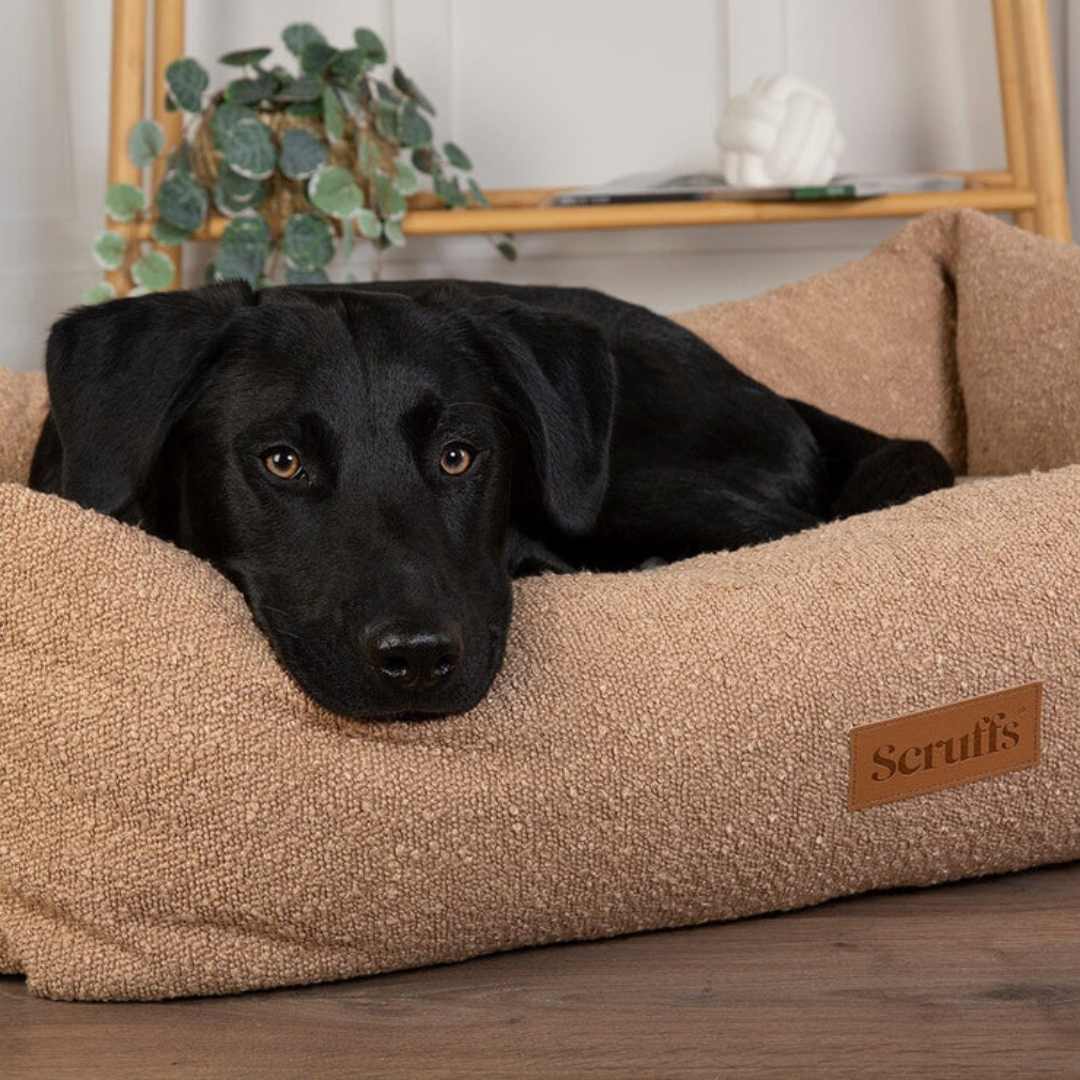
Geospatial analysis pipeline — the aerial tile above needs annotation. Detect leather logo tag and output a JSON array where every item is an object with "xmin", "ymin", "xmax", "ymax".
[{"xmin": 849, "ymin": 683, "xmax": 1042, "ymax": 811}]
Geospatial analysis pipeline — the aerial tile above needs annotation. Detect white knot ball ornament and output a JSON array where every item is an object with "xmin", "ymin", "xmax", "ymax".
[{"xmin": 716, "ymin": 75, "xmax": 845, "ymax": 187}]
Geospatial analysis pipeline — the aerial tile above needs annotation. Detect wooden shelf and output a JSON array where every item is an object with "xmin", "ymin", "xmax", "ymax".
[{"xmin": 399, "ymin": 181, "xmax": 1038, "ymax": 238}]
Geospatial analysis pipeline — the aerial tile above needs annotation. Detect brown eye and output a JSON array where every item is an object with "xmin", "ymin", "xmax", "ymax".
[
  {"xmin": 264, "ymin": 447, "xmax": 302, "ymax": 480},
  {"xmin": 439, "ymin": 444, "xmax": 473, "ymax": 476}
]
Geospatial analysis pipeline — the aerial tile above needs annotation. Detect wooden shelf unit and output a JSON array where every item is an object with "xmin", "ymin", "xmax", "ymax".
[{"xmin": 109, "ymin": 0, "xmax": 1071, "ymax": 292}]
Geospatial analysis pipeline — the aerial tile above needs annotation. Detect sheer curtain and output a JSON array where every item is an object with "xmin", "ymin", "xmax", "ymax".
[{"xmin": 0, "ymin": 2, "xmax": 109, "ymax": 370}]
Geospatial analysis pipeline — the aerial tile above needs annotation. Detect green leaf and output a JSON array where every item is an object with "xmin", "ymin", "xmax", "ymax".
[
  {"xmin": 435, "ymin": 173, "xmax": 466, "ymax": 208},
  {"xmin": 329, "ymin": 48, "xmax": 366, "ymax": 84},
  {"xmin": 443, "ymin": 141, "xmax": 472, "ymax": 171},
  {"xmin": 165, "ymin": 139, "xmax": 194, "ymax": 173},
  {"xmin": 165, "ymin": 57, "xmax": 209, "ymax": 112},
  {"xmin": 105, "ymin": 183, "xmax": 145, "ymax": 222},
  {"xmin": 151, "ymin": 218, "xmax": 193, "ymax": 244},
  {"xmin": 283, "ymin": 23, "xmax": 326, "ymax": 58},
  {"xmin": 156, "ymin": 170, "xmax": 208, "ymax": 231},
  {"xmin": 91, "ymin": 230, "xmax": 126, "ymax": 270},
  {"xmin": 285, "ymin": 267, "xmax": 330, "ymax": 285},
  {"xmin": 466, "ymin": 178, "xmax": 489, "ymax": 207},
  {"xmin": 127, "ymin": 119, "xmax": 165, "ymax": 168},
  {"xmin": 128, "ymin": 285, "xmax": 152, "ymax": 298},
  {"xmin": 285, "ymin": 101, "xmax": 322, "ymax": 119},
  {"xmin": 300, "ymin": 40, "xmax": 337, "ymax": 75},
  {"xmin": 322, "ymin": 86, "xmax": 345, "ymax": 141},
  {"xmin": 358, "ymin": 138, "xmax": 383, "ymax": 175},
  {"xmin": 392, "ymin": 67, "xmax": 435, "ymax": 115},
  {"xmin": 219, "ymin": 46, "xmax": 272, "ymax": 67},
  {"xmin": 355, "ymin": 208, "xmax": 381, "ymax": 239},
  {"xmin": 376, "ymin": 82, "xmax": 403, "ymax": 106},
  {"xmin": 213, "ymin": 167, "xmax": 266, "ymax": 217},
  {"xmin": 279, "ymin": 127, "xmax": 327, "ymax": 180},
  {"xmin": 392, "ymin": 160, "xmax": 419, "ymax": 195},
  {"xmin": 383, "ymin": 219, "xmax": 406, "ymax": 247},
  {"xmin": 217, "ymin": 216, "xmax": 272, "ymax": 285},
  {"xmin": 411, "ymin": 147, "xmax": 436, "ymax": 175},
  {"xmin": 224, "ymin": 215, "xmax": 271, "ymax": 244},
  {"xmin": 400, "ymin": 102, "xmax": 433, "ymax": 148},
  {"xmin": 225, "ymin": 73, "xmax": 278, "ymax": 105},
  {"xmin": 333, "ymin": 88, "xmax": 359, "ymax": 118},
  {"xmin": 274, "ymin": 76, "xmax": 324, "ymax": 103},
  {"xmin": 376, "ymin": 174, "xmax": 407, "ymax": 218},
  {"xmin": 281, "ymin": 213, "xmax": 335, "ymax": 270},
  {"xmin": 353, "ymin": 28, "xmax": 387, "ymax": 64},
  {"xmin": 339, "ymin": 214, "xmax": 356, "ymax": 262},
  {"xmin": 308, "ymin": 165, "xmax": 364, "ymax": 218},
  {"xmin": 131, "ymin": 250, "xmax": 176, "ymax": 291},
  {"xmin": 210, "ymin": 102, "xmax": 258, "ymax": 148},
  {"xmin": 221, "ymin": 117, "xmax": 277, "ymax": 180},
  {"xmin": 496, "ymin": 239, "xmax": 517, "ymax": 262},
  {"xmin": 83, "ymin": 281, "xmax": 117, "ymax": 305},
  {"xmin": 375, "ymin": 101, "xmax": 400, "ymax": 141}
]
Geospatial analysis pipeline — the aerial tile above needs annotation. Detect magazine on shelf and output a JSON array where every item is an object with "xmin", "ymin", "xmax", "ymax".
[{"xmin": 549, "ymin": 170, "xmax": 966, "ymax": 206}]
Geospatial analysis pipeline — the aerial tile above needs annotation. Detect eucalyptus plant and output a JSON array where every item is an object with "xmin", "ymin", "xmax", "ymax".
[{"xmin": 89, "ymin": 22, "xmax": 513, "ymax": 303}]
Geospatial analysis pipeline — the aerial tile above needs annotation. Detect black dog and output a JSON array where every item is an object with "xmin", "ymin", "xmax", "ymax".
[{"xmin": 30, "ymin": 280, "xmax": 952, "ymax": 719}]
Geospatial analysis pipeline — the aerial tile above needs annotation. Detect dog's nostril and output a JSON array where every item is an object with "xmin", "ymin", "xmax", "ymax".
[
  {"xmin": 379, "ymin": 655, "xmax": 410, "ymax": 681},
  {"xmin": 433, "ymin": 653, "xmax": 458, "ymax": 679},
  {"xmin": 364, "ymin": 624, "xmax": 464, "ymax": 692}
]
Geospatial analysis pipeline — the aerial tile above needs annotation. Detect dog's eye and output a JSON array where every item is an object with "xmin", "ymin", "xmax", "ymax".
[
  {"xmin": 263, "ymin": 447, "xmax": 302, "ymax": 480},
  {"xmin": 439, "ymin": 444, "xmax": 473, "ymax": 476}
]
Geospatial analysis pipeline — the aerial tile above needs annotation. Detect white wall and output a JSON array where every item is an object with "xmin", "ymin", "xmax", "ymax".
[{"xmin": 0, "ymin": 0, "xmax": 1070, "ymax": 371}]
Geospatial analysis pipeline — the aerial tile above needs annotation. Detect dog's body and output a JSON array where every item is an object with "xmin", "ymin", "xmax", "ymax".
[{"xmin": 30, "ymin": 280, "xmax": 952, "ymax": 718}]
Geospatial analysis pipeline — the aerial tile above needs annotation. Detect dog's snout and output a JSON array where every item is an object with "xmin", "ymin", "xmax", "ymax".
[{"xmin": 363, "ymin": 623, "xmax": 464, "ymax": 691}]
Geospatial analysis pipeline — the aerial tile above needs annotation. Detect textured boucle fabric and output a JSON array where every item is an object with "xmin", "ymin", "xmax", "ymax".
[
  {"xmin": 0, "ymin": 368, "xmax": 49, "ymax": 485},
  {"xmin": 1, "ymin": 209, "xmax": 1078, "ymax": 1001},
  {"xmin": 675, "ymin": 208, "xmax": 1080, "ymax": 475}
]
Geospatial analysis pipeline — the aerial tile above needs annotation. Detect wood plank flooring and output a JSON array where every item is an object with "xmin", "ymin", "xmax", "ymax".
[{"xmin": 3, "ymin": 861, "xmax": 1078, "ymax": 1078}]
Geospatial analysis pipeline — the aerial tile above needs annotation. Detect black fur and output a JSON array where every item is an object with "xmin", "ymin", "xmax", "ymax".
[{"xmin": 29, "ymin": 280, "xmax": 952, "ymax": 719}]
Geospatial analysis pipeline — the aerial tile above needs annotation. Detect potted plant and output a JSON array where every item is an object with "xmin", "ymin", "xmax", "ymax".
[{"xmin": 90, "ymin": 22, "xmax": 514, "ymax": 302}]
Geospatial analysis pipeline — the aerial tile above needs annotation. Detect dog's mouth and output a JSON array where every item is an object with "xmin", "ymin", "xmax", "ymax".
[
  {"xmin": 252, "ymin": 610, "xmax": 510, "ymax": 721},
  {"xmin": 361, "ymin": 707, "xmax": 462, "ymax": 723},
  {"xmin": 291, "ymin": 663, "xmax": 502, "ymax": 722}
]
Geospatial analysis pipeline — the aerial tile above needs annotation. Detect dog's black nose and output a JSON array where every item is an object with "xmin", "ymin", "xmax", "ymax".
[{"xmin": 363, "ymin": 623, "xmax": 464, "ymax": 691}]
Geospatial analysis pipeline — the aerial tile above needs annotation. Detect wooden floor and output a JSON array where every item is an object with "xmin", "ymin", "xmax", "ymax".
[{"xmin": 3, "ymin": 861, "xmax": 1078, "ymax": 1078}]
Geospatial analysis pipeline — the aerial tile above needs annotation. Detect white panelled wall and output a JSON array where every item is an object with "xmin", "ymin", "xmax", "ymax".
[{"xmin": 0, "ymin": 0, "xmax": 1071, "ymax": 370}]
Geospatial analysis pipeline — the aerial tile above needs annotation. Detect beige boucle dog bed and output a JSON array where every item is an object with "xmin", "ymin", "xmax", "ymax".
[{"xmin": 1, "ymin": 209, "xmax": 1077, "ymax": 1001}]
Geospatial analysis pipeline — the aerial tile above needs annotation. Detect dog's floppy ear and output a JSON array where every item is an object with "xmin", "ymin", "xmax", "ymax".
[
  {"xmin": 42, "ymin": 281, "xmax": 255, "ymax": 518},
  {"xmin": 450, "ymin": 290, "xmax": 616, "ymax": 535}
]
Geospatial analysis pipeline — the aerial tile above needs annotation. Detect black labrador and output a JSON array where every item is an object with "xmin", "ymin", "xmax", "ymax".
[{"xmin": 29, "ymin": 280, "xmax": 952, "ymax": 719}]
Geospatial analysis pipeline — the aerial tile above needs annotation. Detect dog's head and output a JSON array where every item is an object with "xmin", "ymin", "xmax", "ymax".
[{"xmin": 42, "ymin": 281, "xmax": 615, "ymax": 718}]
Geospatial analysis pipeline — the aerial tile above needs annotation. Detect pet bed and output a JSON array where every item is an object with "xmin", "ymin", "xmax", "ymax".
[{"xmin": 0, "ymin": 208, "xmax": 1076, "ymax": 1001}]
